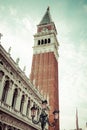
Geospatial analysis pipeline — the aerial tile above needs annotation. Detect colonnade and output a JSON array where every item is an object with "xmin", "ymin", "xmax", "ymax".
[{"xmin": 0, "ymin": 70, "xmax": 41, "ymax": 119}]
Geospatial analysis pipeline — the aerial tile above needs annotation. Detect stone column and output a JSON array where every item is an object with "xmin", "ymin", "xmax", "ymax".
[
  {"xmin": 6, "ymin": 80, "xmax": 14, "ymax": 106},
  {"xmin": 0, "ymin": 71, "xmax": 5, "ymax": 100},
  {"xmin": 22, "ymin": 95, "xmax": 28, "ymax": 115},
  {"xmin": 28, "ymin": 99, "xmax": 33, "ymax": 119},
  {"xmin": 25, "ymin": 98, "xmax": 30, "ymax": 118},
  {"xmin": 15, "ymin": 88, "xmax": 22, "ymax": 111}
]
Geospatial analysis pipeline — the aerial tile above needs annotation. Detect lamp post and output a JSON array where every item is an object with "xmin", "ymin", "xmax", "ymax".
[{"xmin": 31, "ymin": 100, "xmax": 59, "ymax": 130}]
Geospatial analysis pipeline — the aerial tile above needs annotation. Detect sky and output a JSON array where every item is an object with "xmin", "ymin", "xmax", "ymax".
[{"xmin": 0, "ymin": 0, "xmax": 87, "ymax": 130}]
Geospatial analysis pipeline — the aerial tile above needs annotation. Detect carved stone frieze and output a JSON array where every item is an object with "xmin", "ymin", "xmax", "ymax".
[{"xmin": 0, "ymin": 112, "xmax": 37, "ymax": 130}]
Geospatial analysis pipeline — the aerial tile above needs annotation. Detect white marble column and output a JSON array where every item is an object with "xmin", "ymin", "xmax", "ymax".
[
  {"xmin": 26, "ymin": 98, "xmax": 30, "ymax": 118},
  {"xmin": 6, "ymin": 80, "xmax": 14, "ymax": 106},
  {"xmin": 0, "ymin": 71, "xmax": 5, "ymax": 100},
  {"xmin": 22, "ymin": 95, "xmax": 28, "ymax": 115},
  {"xmin": 29, "ymin": 99, "xmax": 33, "ymax": 119},
  {"xmin": 15, "ymin": 88, "xmax": 22, "ymax": 111}
]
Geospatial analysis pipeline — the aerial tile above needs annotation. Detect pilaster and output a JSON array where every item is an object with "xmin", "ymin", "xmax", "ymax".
[
  {"xmin": 15, "ymin": 88, "xmax": 22, "ymax": 111},
  {"xmin": 22, "ymin": 95, "xmax": 28, "ymax": 115},
  {"xmin": 6, "ymin": 80, "xmax": 14, "ymax": 106},
  {"xmin": 0, "ymin": 72, "xmax": 5, "ymax": 100}
]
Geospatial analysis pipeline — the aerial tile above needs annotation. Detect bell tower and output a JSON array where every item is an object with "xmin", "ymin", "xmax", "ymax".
[{"xmin": 30, "ymin": 7, "xmax": 59, "ymax": 130}]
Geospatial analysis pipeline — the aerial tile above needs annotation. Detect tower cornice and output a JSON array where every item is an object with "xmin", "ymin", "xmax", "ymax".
[
  {"xmin": 32, "ymin": 43, "xmax": 59, "ymax": 61},
  {"xmin": 34, "ymin": 30, "xmax": 57, "ymax": 36}
]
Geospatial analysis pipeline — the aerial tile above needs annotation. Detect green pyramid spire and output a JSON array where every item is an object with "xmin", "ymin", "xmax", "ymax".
[{"xmin": 39, "ymin": 7, "xmax": 53, "ymax": 25}]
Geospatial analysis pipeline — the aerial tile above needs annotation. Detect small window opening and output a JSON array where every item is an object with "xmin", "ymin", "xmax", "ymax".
[
  {"xmin": 48, "ymin": 38, "xmax": 51, "ymax": 43},
  {"xmin": 41, "ymin": 40, "xmax": 44, "ymax": 44},
  {"xmin": 38, "ymin": 40, "xmax": 40, "ymax": 45},
  {"xmin": 45, "ymin": 39, "xmax": 47, "ymax": 44}
]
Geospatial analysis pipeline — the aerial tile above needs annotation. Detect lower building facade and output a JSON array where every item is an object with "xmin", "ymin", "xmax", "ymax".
[{"xmin": 0, "ymin": 45, "xmax": 45, "ymax": 130}]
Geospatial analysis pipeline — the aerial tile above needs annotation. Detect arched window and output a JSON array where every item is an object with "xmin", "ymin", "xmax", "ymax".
[
  {"xmin": 26, "ymin": 99, "xmax": 30, "ymax": 116},
  {"xmin": 41, "ymin": 39, "xmax": 44, "ymax": 44},
  {"xmin": 38, "ymin": 40, "xmax": 40, "ymax": 45},
  {"xmin": 45, "ymin": 39, "xmax": 47, "ymax": 44},
  {"xmin": 48, "ymin": 38, "xmax": 51, "ymax": 43},
  {"xmin": 8, "ymin": 126, "xmax": 14, "ymax": 130},
  {"xmin": 0, "ymin": 126, "xmax": 2, "ymax": 130},
  {"xmin": 12, "ymin": 88, "xmax": 18, "ymax": 108},
  {"xmin": 0, "ymin": 60, "xmax": 3, "ymax": 65},
  {"xmin": 2, "ymin": 80, "xmax": 9, "ymax": 103},
  {"xmin": 0, "ymin": 70, "xmax": 4, "ymax": 81},
  {"xmin": 20, "ymin": 95, "xmax": 25, "ymax": 113}
]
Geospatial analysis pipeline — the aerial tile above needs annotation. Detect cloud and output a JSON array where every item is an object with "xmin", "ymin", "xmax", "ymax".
[
  {"xmin": 9, "ymin": 7, "xmax": 17, "ymax": 16},
  {"xmin": 0, "ymin": 5, "xmax": 5, "ymax": 11},
  {"xmin": 22, "ymin": 18, "xmax": 32, "ymax": 31},
  {"xmin": 0, "ymin": 12, "xmax": 34, "ymax": 76},
  {"xmin": 59, "ymin": 29, "xmax": 87, "ymax": 129},
  {"xmin": 83, "ymin": 4, "xmax": 87, "ymax": 12}
]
